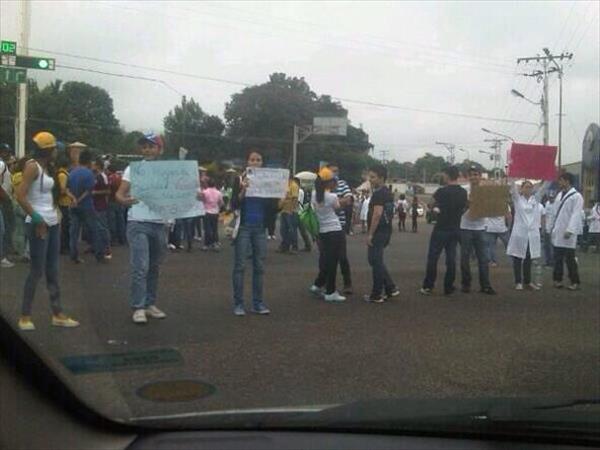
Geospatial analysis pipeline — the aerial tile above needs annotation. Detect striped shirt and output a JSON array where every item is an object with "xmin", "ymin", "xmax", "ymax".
[{"xmin": 333, "ymin": 179, "xmax": 352, "ymax": 226}]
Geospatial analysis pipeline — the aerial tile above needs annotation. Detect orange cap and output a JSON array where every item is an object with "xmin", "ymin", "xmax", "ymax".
[
  {"xmin": 318, "ymin": 167, "xmax": 335, "ymax": 181},
  {"xmin": 32, "ymin": 131, "xmax": 57, "ymax": 150}
]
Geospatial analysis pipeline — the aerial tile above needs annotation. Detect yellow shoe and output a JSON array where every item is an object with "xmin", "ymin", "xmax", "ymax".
[
  {"xmin": 18, "ymin": 317, "xmax": 35, "ymax": 331},
  {"xmin": 52, "ymin": 315, "xmax": 80, "ymax": 328}
]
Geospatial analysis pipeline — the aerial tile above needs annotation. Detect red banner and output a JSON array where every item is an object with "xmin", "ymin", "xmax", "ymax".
[{"xmin": 507, "ymin": 143, "xmax": 558, "ymax": 180}]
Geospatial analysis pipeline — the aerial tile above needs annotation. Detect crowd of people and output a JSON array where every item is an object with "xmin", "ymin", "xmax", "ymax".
[{"xmin": 0, "ymin": 133, "xmax": 597, "ymax": 331}]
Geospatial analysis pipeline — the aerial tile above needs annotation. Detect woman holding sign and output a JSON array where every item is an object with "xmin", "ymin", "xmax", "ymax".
[
  {"xmin": 230, "ymin": 149, "xmax": 271, "ymax": 316},
  {"xmin": 506, "ymin": 179, "xmax": 548, "ymax": 291},
  {"xmin": 116, "ymin": 133, "xmax": 169, "ymax": 324}
]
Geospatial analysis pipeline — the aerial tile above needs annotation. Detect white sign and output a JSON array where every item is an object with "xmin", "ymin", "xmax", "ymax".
[
  {"xmin": 245, "ymin": 168, "xmax": 289, "ymax": 198},
  {"xmin": 130, "ymin": 160, "xmax": 202, "ymax": 220},
  {"xmin": 313, "ymin": 117, "xmax": 348, "ymax": 136}
]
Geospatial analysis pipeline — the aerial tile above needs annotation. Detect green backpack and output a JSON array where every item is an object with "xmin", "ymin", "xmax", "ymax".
[{"xmin": 299, "ymin": 204, "xmax": 319, "ymax": 239}]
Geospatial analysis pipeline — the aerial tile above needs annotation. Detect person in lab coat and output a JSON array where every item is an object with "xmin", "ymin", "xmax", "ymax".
[
  {"xmin": 587, "ymin": 200, "xmax": 600, "ymax": 253},
  {"xmin": 506, "ymin": 180, "xmax": 547, "ymax": 290},
  {"xmin": 551, "ymin": 172, "xmax": 584, "ymax": 290}
]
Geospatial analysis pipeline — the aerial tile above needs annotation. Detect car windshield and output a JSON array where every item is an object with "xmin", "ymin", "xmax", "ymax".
[{"xmin": 1, "ymin": 0, "xmax": 599, "ymax": 434}]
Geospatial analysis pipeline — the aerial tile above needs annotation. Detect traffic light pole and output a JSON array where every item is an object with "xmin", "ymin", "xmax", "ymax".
[{"xmin": 15, "ymin": 0, "xmax": 30, "ymax": 158}]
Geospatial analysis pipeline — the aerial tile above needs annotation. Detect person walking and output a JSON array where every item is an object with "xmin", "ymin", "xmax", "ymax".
[
  {"xmin": 420, "ymin": 166, "xmax": 468, "ymax": 296},
  {"xmin": 551, "ymin": 172, "xmax": 584, "ymax": 290},
  {"xmin": 199, "ymin": 179, "xmax": 223, "ymax": 251},
  {"xmin": 15, "ymin": 131, "xmax": 80, "ymax": 331},
  {"xmin": 411, "ymin": 196, "xmax": 419, "ymax": 233},
  {"xmin": 587, "ymin": 200, "xmax": 600, "ymax": 253},
  {"xmin": 92, "ymin": 156, "xmax": 112, "ymax": 259},
  {"xmin": 230, "ymin": 149, "xmax": 271, "ymax": 316},
  {"xmin": 397, "ymin": 194, "xmax": 408, "ymax": 232},
  {"xmin": 364, "ymin": 164, "xmax": 399, "ymax": 303},
  {"xmin": 67, "ymin": 149, "xmax": 106, "ymax": 263},
  {"xmin": 116, "ymin": 133, "xmax": 169, "ymax": 324},
  {"xmin": 507, "ymin": 180, "xmax": 548, "ymax": 290},
  {"xmin": 327, "ymin": 163, "xmax": 353, "ymax": 294},
  {"xmin": 484, "ymin": 212, "xmax": 509, "ymax": 267},
  {"xmin": 541, "ymin": 194, "xmax": 556, "ymax": 266},
  {"xmin": 460, "ymin": 166, "xmax": 496, "ymax": 295},
  {"xmin": 309, "ymin": 167, "xmax": 347, "ymax": 303},
  {"xmin": 278, "ymin": 177, "xmax": 300, "ymax": 254}
]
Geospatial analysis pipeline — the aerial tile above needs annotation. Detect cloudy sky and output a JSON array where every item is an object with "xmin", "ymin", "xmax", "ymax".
[{"xmin": 1, "ymin": 0, "xmax": 598, "ymax": 167}]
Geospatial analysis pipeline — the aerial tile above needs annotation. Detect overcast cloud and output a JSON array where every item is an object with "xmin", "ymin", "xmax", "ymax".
[{"xmin": 1, "ymin": 0, "xmax": 598, "ymax": 166}]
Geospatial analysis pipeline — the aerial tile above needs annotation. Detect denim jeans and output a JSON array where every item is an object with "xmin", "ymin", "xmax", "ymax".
[
  {"xmin": 232, "ymin": 224, "xmax": 266, "ymax": 308},
  {"xmin": 204, "ymin": 214, "xmax": 219, "ymax": 247},
  {"xmin": 59, "ymin": 206, "xmax": 71, "ymax": 254},
  {"xmin": 297, "ymin": 216, "xmax": 312, "ymax": 250},
  {"xmin": 422, "ymin": 228, "xmax": 460, "ymax": 292},
  {"xmin": 22, "ymin": 224, "xmax": 62, "ymax": 316},
  {"xmin": 69, "ymin": 207, "xmax": 105, "ymax": 261},
  {"xmin": 460, "ymin": 229, "xmax": 492, "ymax": 290},
  {"xmin": 108, "ymin": 202, "xmax": 126, "ymax": 245},
  {"xmin": 542, "ymin": 230, "xmax": 554, "ymax": 265},
  {"xmin": 96, "ymin": 209, "xmax": 111, "ymax": 252},
  {"xmin": 169, "ymin": 219, "xmax": 183, "ymax": 246},
  {"xmin": 127, "ymin": 221, "xmax": 167, "ymax": 310},
  {"xmin": 368, "ymin": 231, "xmax": 395, "ymax": 297},
  {"xmin": 182, "ymin": 217, "xmax": 196, "ymax": 248},
  {"xmin": 279, "ymin": 212, "xmax": 299, "ymax": 251},
  {"xmin": 513, "ymin": 245, "xmax": 532, "ymax": 284},
  {"xmin": 485, "ymin": 231, "xmax": 509, "ymax": 264}
]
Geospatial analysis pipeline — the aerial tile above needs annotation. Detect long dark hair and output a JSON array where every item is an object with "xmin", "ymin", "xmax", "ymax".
[
  {"xmin": 32, "ymin": 148, "xmax": 60, "ymax": 207},
  {"xmin": 315, "ymin": 176, "xmax": 335, "ymax": 204}
]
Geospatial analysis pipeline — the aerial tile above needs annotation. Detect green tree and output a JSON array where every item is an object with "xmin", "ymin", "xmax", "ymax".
[
  {"xmin": 163, "ymin": 96, "xmax": 226, "ymax": 161},
  {"xmin": 413, "ymin": 153, "xmax": 449, "ymax": 183}
]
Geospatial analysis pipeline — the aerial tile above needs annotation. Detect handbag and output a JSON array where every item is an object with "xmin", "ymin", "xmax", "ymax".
[{"xmin": 299, "ymin": 204, "xmax": 319, "ymax": 239}]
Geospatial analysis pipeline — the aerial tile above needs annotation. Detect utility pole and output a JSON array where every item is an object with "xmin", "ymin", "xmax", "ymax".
[
  {"xmin": 483, "ymin": 138, "xmax": 507, "ymax": 179},
  {"xmin": 292, "ymin": 125, "xmax": 312, "ymax": 175},
  {"xmin": 435, "ymin": 141, "xmax": 456, "ymax": 164},
  {"xmin": 15, "ymin": 0, "xmax": 30, "ymax": 158},
  {"xmin": 516, "ymin": 48, "xmax": 573, "ymax": 168},
  {"xmin": 379, "ymin": 149, "xmax": 389, "ymax": 164}
]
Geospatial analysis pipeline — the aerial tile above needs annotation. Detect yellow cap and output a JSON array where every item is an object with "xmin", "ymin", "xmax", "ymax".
[
  {"xmin": 32, "ymin": 131, "xmax": 57, "ymax": 150},
  {"xmin": 318, "ymin": 167, "xmax": 335, "ymax": 181}
]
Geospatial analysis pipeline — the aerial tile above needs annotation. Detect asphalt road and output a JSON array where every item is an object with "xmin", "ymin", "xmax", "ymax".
[{"xmin": 1, "ymin": 221, "xmax": 599, "ymax": 423}]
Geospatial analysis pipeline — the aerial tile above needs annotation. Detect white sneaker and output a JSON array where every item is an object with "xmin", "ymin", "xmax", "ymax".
[
  {"xmin": 146, "ymin": 305, "xmax": 166, "ymax": 319},
  {"xmin": 309, "ymin": 285, "xmax": 323, "ymax": 296},
  {"xmin": 324, "ymin": 291, "xmax": 346, "ymax": 302},
  {"xmin": 167, "ymin": 243, "xmax": 177, "ymax": 250},
  {"xmin": 567, "ymin": 283, "xmax": 580, "ymax": 291},
  {"xmin": 0, "ymin": 258, "xmax": 15, "ymax": 268},
  {"xmin": 527, "ymin": 283, "xmax": 541, "ymax": 291},
  {"xmin": 132, "ymin": 309, "xmax": 148, "ymax": 324},
  {"xmin": 515, "ymin": 283, "xmax": 524, "ymax": 291}
]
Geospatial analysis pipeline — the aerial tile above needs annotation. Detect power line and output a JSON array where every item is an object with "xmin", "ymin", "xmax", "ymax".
[{"xmin": 24, "ymin": 55, "xmax": 538, "ymax": 127}]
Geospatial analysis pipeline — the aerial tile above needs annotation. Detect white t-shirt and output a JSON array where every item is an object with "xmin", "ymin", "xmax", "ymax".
[
  {"xmin": 460, "ymin": 185, "xmax": 486, "ymax": 230},
  {"xmin": 0, "ymin": 160, "xmax": 11, "ymax": 198},
  {"xmin": 485, "ymin": 216, "xmax": 507, "ymax": 233},
  {"xmin": 311, "ymin": 190, "xmax": 342, "ymax": 233}
]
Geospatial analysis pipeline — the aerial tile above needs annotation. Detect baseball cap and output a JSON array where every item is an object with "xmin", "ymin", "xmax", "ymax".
[
  {"xmin": 137, "ymin": 132, "xmax": 161, "ymax": 147},
  {"xmin": 0, "ymin": 143, "xmax": 13, "ymax": 154},
  {"xmin": 32, "ymin": 131, "xmax": 57, "ymax": 150},
  {"xmin": 318, "ymin": 167, "xmax": 337, "ymax": 181},
  {"xmin": 467, "ymin": 165, "xmax": 481, "ymax": 174}
]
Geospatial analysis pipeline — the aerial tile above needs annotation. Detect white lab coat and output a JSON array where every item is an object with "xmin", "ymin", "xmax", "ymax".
[
  {"xmin": 360, "ymin": 197, "xmax": 370, "ymax": 221},
  {"xmin": 507, "ymin": 182, "xmax": 545, "ymax": 259},
  {"xmin": 551, "ymin": 187, "xmax": 584, "ymax": 249},
  {"xmin": 589, "ymin": 203, "xmax": 600, "ymax": 234}
]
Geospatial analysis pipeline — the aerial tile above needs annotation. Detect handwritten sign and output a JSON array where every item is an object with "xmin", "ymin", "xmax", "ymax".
[
  {"xmin": 508, "ymin": 143, "xmax": 558, "ymax": 180},
  {"xmin": 130, "ymin": 161, "xmax": 201, "ymax": 220},
  {"xmin": 469, "ymin": 185, "xmax": 510, "ymax": 219},
  {"xmin": 245, "ymin": 168, "xmax": 289, "ymax": 198}
]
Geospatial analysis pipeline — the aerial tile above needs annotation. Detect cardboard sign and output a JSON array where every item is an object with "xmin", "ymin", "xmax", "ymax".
[
  {"xmin": 469, "ymin": 184, "xmax": 510, "ymax": 219},
  {"xmin": 130, "ymin": 160, "xmax": 201, "ymax": 220},
  {"xmin": 245, "ymin": 168, "xmax": 289, "ymax": 198},
  {"xmin": 507, "ymin": 143, "xmax": 558, "ymax": 180}
]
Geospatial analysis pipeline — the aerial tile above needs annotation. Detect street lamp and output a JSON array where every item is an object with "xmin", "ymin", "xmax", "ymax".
[
  {"xmin": 510, "ymin": 89, "xmax": 541, "ymax": 106},
  {"xmin": 457, "ymin": 147, "xmax": 471, "ymax": 161},
  {"xmin": 481, "ymin": 127, "xmax": 515, "ymax": 142}
]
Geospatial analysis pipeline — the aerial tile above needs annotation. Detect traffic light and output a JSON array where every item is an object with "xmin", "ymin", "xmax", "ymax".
[{"xmin": 15, "ymin": 56, "xmax": 55, "ymax": 71}]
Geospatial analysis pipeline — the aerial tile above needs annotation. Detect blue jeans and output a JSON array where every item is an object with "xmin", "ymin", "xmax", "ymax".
[
  {"xmin": 127, "ymin": 221, "xmax": 167, "ymax": 310},
  {"xmin": 542, "ymin": 230, "xmax": 554, "ymax": 265},
  {"xmin": 232, "ymin": 224, "xmax": 266, "ymax": 308},
  {"xmin": 368, "ymin": 231, "xmax": 395, "ymax": 297},
  {"xmin": 460, "ymin": 229, "xmax": 492, "ymax": 290},
  {"xmin": 96, "ymin": 210, "xmax": 111, "ymax": 252},
  {"xmin": 22, "ymin": 224, "xmax": 62, "ymax": 316},
  {"xmin": 108, "ymin": 202, "xmax": 126, "ymax": 244},
  {"xmin": 422, "ymin": 228, "xmax": 460, "ymax": 292},
  {"xmin": 69, "ymin": 207, "xmax": 105, "ymax": 261},
  {"xmin": 279, "ymin": 212, "xmax": 298, "ymax": 251},
  {"xmin": 485, "ymin": 231, "xmax": 509, "ymax": 264}
]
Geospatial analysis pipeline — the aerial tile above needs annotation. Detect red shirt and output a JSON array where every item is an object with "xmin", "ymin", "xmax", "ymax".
[
  {"xmin": 107, "ymin": 172, "xmax": 122, "ymax": 202},
  {"xmin": 93, "ymin": 173, "xmax": 109, "ymax": 212}
]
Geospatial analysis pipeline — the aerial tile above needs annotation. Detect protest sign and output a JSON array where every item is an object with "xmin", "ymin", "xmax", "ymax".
[
  {"xmin": 507, "ymin": 143, "xmax": 557, "ymax": 180},
  {"xmin": 468, "ymin": 184, "xmax": 510, "ymax": 219},
  {"xmin": 130, "ymin": 160, "xmax": 201, "ymax": 220},
  {"xmin": 245, "ymin": 168, "xmax": 289, "ymax": 198}
]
